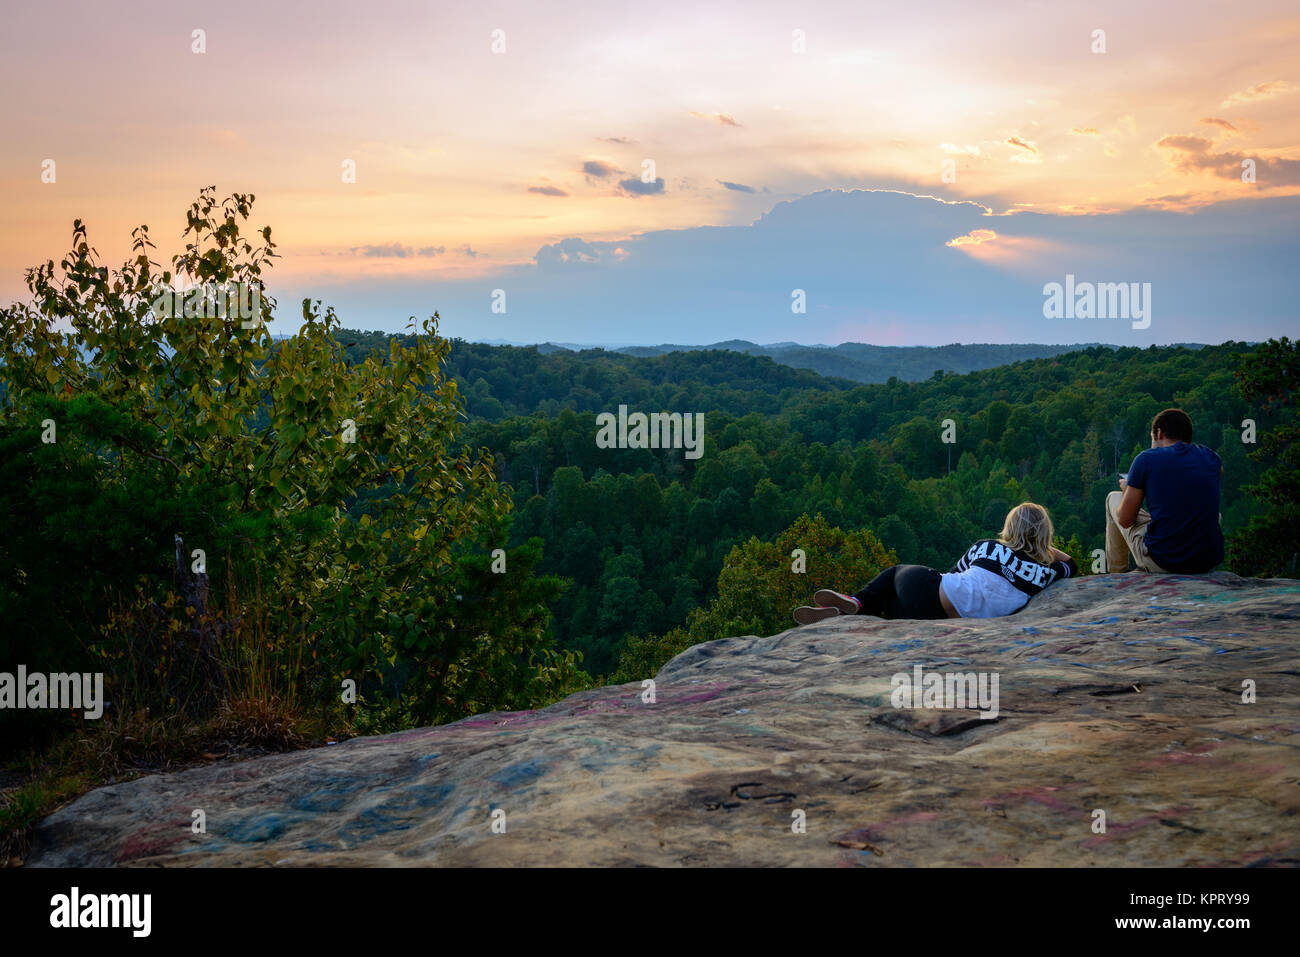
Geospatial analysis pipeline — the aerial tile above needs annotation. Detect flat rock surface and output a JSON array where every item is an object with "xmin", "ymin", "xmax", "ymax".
[{"xmin": 29, "ymin": 572, "xmax": 1300, "ymax": 867}]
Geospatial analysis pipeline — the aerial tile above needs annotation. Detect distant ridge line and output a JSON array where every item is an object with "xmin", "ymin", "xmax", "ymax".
[{"xmin": 446, "ymin": 339, "xmax": 1213, "ymax": 385}]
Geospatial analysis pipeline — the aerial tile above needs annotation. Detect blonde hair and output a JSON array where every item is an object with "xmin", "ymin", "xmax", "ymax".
[{"xmin": 998, "ymin": 502, "xmax": 1055, "ymax": 563}]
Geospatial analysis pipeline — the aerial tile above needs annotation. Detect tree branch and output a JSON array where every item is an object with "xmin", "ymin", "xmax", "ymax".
[{"xmin": 111, "ymin": 432, "xmax": 183, "ymax": 475}]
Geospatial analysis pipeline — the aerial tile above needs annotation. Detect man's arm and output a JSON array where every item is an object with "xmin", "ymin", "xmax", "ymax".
[{"xmin": 1116, "ymin": 482, "xmax": 1144, "ymax": 528}]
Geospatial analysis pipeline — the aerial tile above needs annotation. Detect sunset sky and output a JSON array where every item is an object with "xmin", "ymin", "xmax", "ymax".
[{"xmin": 1, "ymin": 0, "xmax": 1297, "ymax": 344}]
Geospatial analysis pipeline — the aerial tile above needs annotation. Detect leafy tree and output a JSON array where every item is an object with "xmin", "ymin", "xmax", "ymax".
[
  {"xmin": 0, "ymin": 188, "xmax": 584, "ymax": 739},
  {"xmin": 0, "ymin": 395, "xmax": 231, "ymax": 749},
  {"xmin": 1229, "ymin": 338, "xmax": 1299, "ymax": 576},
  {"xmin": 749, "ymin": 477, "xmax": 786, "ymax": 537},
  {"xmin": 611, "ymin": 514, "xmax": 895, "ymax": 681},
  {"xmin": 878, "ymin": 514, "xmax": 919, "ymax": 561}
]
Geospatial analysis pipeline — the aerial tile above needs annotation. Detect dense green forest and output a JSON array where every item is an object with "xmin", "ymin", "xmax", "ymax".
[
  {"xmin": 336, "ymin": 331, "xmax": 1279, "ymax": 677},
  {"xmin": 403, "ymin": 337, "xmax": 853, "ymax": 421}
]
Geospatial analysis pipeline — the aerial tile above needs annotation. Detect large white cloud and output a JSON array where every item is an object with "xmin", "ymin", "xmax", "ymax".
[{"xmin": 277, "ymin": 188, "xmax": 1300, "ymax": 346}]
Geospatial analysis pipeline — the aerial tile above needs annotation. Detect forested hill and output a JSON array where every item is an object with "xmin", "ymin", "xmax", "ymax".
[
  {"xmin": 335, "ymin": 333, "xmax": 1141, "ymax": 417},
  {"xmin": 598, "ymin": 340, "xmax": 1122, "ymax": 384},
  {"xmin": 338, "ymin": 332, "xmax": 855, "ymax": 420},
  {"xmin": 336, "ymin": 333, "xmax": 1276, "ymax": 678}
]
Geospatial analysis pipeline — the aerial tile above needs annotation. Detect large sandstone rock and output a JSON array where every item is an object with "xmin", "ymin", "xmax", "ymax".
[{"xmin": 28, "ymin": 572, "xmax": 1300, "ymax": 867}]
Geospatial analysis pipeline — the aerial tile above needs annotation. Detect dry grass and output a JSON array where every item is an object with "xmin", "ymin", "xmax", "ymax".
[{"xmin": 1, "ymin": 573, "xmax": 345, "ymax": 866}]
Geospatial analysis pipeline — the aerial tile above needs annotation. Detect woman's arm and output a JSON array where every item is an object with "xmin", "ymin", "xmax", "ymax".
[{"xmin": 1047, "ymin": 547, "xmax": 1079, "ymax": 578}]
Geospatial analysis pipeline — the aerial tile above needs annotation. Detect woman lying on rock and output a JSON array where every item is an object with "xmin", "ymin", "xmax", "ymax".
[{"xmin": 794, "ymin": 502, "xmax": 1078, "ymax": 623}]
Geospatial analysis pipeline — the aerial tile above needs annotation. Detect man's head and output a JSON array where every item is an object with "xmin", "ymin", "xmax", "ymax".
[{"xmin": 1151, "ymin": 408, "xmax": 1193, "ymax": 446}]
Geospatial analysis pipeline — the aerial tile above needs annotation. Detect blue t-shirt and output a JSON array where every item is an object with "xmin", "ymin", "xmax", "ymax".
[{"xmin": 1126, "ymin": 442, "xmax": 1223, "ymax": 573}]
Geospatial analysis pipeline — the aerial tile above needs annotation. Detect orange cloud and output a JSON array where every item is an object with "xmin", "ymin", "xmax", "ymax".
[
  {"xmin": 1139, "ymin": 192, "xmax": 1213, "ymax": 212},
  {"xmin": 1007, "ymin": 136, "xmax": 1042, "ymax": 163},
  {"xmin": 945, "ymin": 230, "xmax": 1059, "ymax": 268},
  {"xmin": 1220, "ymin": 80, "xmax": 1291, "ymax": 108},
  {"xmin": 1156, "ymin": 135, "xmax": 1300, "ymax": 185},
  {"xmin": 946, "ymin": 228, "xmax": 998, "ymax": 247},
  {"xmin": 689, "ymin": 111, "xmax": 741, "ymax": 127}
]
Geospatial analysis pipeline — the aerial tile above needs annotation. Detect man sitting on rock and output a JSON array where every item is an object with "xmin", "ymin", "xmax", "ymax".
[{"xmin": 1105, "ymin": 408, "xmax": 1223, "ymax": 574}]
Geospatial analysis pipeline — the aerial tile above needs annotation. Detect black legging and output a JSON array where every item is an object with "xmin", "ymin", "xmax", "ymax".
[{"xmin": 852, "ymin": 564, "xmax": 948, "ymax": 620}]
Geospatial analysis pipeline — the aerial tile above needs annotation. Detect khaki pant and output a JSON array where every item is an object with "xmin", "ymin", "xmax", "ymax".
[{"xmin": 1105, "ymin": 490, "xmax": 1171, "ymax": 573}]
